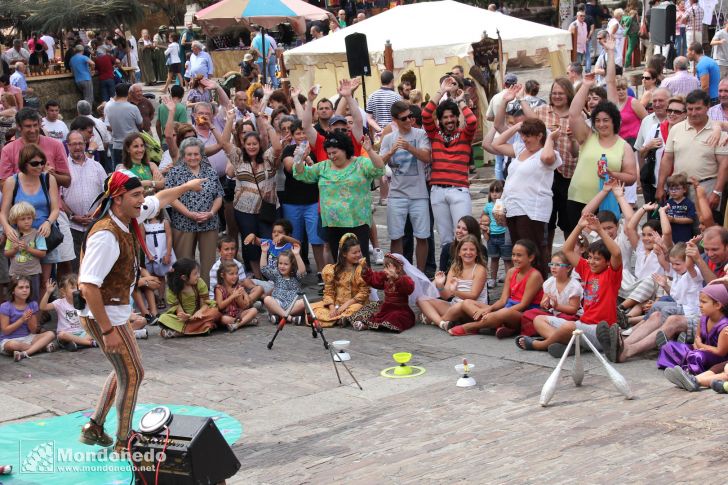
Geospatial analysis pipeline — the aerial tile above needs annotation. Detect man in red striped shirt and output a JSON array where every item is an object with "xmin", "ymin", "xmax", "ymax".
[{"xmin": 422, "ymin": 76, "xmax": 477, "ymax": 245}]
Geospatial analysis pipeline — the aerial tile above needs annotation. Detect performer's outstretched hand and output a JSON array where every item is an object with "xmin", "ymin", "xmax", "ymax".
[{"xmin": 184, "ymin": 178, "xmax": 207, "ymax": 192}]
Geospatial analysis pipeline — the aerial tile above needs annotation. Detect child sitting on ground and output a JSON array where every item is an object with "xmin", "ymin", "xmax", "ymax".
[
  {"xmin": 261, "ymin": 242, "xmax": 306, "ymax": 324},
  {"xmin": 310, "ymin": 233, "xmax": 369, "ymax": 327},
  {"xmin": 661, "ymin": 281, "xmax": 728, "ymax": 391},
  {"xmin": 4, "ymin": 202, "xmax": 47, "ymax": 301},
  {"xmin": 417, "ymin": 235, "xmax": 488, "ymax": 330},
  {"xmin": 605, "ymin": 242, "xmax": 703, "ymax": 363},
  {"xmin": 617, "ymin": 203, "xmax": 672, "ymax": 326},
  {"xmin": 449, "ymin": 239, "xmax": 543, "ymax": 337},
  {"xmin": 0, "ymin": 276, "xmax": 57, "ymax": 362},
  {"xmin": 664, "ymin": 172, "xmax": 696, "ymax": 243},
  {"xmin": 350, "ymin": 253, "xmax": 417, "ymax": 332},
  {"xmin": 214, "ymin": 260, "xmax": 259, "ymax": 332},
  {"xmin": 481, "ymin": 180, "xmax": 512, "ymax": 289},
  {"xmin": 208, "ymin": 235, "xmax": 264, "ymax": 303},
  {"xmin": 40, "ymin": 275, "xmax": 96, "ymax": 351},
  {"xmin": 244, "ymin": 218, "xmax": 301, "ymax": 293},
  {"xmin": 158, "ymin": 258, "xmax": 221, "ymax": 338},
  {"xmin": 517, "ymin": 251, "xmax": 582, "ymax": 341},
  {"xmin": 526, "ymin": 214, "xmax": 623, "ymax": 357}
]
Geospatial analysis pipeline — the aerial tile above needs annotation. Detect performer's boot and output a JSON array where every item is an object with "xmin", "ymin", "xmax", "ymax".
[{"xmin": 79, "ymin": 418, "xmax": 113, "ymax": 447}]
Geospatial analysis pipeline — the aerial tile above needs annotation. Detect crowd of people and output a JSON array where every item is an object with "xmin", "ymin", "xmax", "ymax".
[{"xmin": 2, "ymin": 5, "xmax": 728, "ymax": 409}]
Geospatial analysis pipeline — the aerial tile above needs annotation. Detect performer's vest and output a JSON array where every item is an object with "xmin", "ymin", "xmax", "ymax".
[{"xmin": 80, "ymin": 215, "xmax": 138, "ymax": 306}]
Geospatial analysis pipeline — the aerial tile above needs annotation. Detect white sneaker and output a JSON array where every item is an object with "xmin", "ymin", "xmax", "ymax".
[
  {"xmin": 487, "ymin": 279, "xmax": 496, "ymax": 289},
  {"xmin": 373, "ymin": 248, "xmax": 385, "ymax": 265},
  {"xmin": 369, "ymin": 242, "xmax": 375, "ymax": 254},
  {"xmin": 134, "ymin": 328, "xmax": 148, "ymax": 340}
]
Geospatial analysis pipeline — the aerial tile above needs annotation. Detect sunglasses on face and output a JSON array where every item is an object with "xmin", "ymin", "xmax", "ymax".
[
  {"xmin": 397, "ymin": 114, "xmax": 415, "ymax": 122},
  {"xmin": 642, "ymin": 76, "xmax": 653, "ymax": 80},
  {"xmin": 667, "ymin": 108, "xmax": 686, "ymax": 114},
  {"xmin": 28, "ymin": 159, "xmax": 46, "ymax": 167},
  {"xmin": 331, "ymin": 127, "xmax": 348, "ymax": 134}
]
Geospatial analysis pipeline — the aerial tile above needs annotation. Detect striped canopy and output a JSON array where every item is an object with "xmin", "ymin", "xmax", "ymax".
[{"xmin": 196, "ymin": 0, "xmax": 330, "ymax": 34}]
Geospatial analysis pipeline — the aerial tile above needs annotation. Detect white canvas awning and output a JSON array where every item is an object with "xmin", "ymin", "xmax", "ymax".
[{"xmin": 284, "ymin": 0, "xmax": 571, "ymax": 72}]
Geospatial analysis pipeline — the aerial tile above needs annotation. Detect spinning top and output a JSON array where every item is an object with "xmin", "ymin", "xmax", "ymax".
[
  {"xmin": 332, "ymin": 340, "xmax": 351, "ymax": 362},
  {"xmin": 380, "ymin": 352, "xmax": 426, "ymax": 378},
  {"xmin": 455, "ymin": 358, "xmax": 476, "ymax": 388}
]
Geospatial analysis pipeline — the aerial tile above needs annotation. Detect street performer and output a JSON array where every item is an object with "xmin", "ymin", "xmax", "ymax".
[{"xmin": 76, "ymin": 169, "xmax": 205, "ymax": 454}]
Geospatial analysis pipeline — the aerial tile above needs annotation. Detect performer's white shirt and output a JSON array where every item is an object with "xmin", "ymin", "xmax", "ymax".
[{"xmin": 79, "ymin": 196, "xmax": 160, "ymax": 325}]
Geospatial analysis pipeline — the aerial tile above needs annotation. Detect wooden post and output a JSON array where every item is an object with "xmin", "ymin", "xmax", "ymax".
[
  {"xmin": 571, "ymin": 29, "xmax": 577, "ymax": 62},
  {"xmin": 384, "ymin": 40, "xmax": 394, "ymax": 72}
]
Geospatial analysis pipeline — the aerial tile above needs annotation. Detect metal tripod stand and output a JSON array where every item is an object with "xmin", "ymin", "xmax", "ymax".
[{"xmin": 267, "ymin": 292, "xmax": 362, "ymax": 390}]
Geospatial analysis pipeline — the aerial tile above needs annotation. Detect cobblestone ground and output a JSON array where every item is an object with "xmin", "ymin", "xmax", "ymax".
[{"xmin": 2, "ymin": 69, "xmax": 721, "ymax": 483}]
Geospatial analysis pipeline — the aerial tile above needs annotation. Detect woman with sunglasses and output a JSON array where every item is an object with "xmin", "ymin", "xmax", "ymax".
[
  {"xmin": 0, "ymin": 144, "xmax": 59, "ymax": 297},
  {"xmin": 640, "ymin": 68, "xmax": 660, "ymax": 111}
]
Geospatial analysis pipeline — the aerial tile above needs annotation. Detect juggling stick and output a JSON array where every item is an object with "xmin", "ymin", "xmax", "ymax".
[{"xmin": 540, "ymin": 329, "xmax": 634, "ymax": 407}]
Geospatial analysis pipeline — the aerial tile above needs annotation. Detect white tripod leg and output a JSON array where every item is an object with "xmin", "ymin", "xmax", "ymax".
[
  {"xmin": 573, "ymin": 330, "xmax": 584, "ymax": 386},
  {"xmin": 580, "ymin": 334, "xmax": 634, "ymax": 399},
  {"xmin": 540, "ymin": 333, "xmax": 576, "ymax": 406}
]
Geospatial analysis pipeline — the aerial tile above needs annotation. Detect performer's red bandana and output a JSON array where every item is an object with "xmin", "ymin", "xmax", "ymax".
[{"xmin": 91, "ymin": 170, "xmax": 151, "ymax": 259}]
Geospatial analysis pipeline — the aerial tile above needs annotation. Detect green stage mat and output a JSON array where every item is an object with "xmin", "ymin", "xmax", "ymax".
[{"xmin": 0, "ymin": 404, "xmax": 242, "ymax": 485}]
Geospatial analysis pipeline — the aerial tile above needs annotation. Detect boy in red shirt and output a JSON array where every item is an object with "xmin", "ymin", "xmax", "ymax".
[{"xmin": 525, "ymin": 213, "xmax": 623, "ymax": 357}]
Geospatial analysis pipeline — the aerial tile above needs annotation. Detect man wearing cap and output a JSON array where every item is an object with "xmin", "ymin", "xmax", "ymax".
[
  {"xmin": 486, "ymin": 73, "xmax": 518, "ymax": 181},
  {"xmin": 77, "ymin": 171, "xmax": 205, "ymax": 455},
  {"xmin": 69, "ymin": 45, "xmax": 95, "ymax": 105}
]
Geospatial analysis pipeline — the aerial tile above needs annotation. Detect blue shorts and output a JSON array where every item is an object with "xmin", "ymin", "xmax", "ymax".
[
  {"xmin": 386, "ymin": 198, "xmax": 431, "ymax": 240},
  {"xmin": 487, "ymin": 232, "xmax": 512, "ymax": 260},
  {"xmin": 505, "ymin": 298, "xmax": 540, "ymax": 310},
  {"xmin": 282, "ymin": 203, "xmax": 325, "ymax": 245}
]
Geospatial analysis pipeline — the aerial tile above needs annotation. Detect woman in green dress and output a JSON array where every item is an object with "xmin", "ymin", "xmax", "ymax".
[
  {"xmin": 621, "ymin": 9, "xmax": 640, "ymax": 69},
  {"xmin": 139, "ymin": 29, "xmax": 157, "ymax": 85},
  {"xmin": 159, "ymin": 258, "xmax": 221, "ymax": 338},
  {"xmin": 293, "ymin": 131, "xmax": 385, "ymax": 263},
  {"xmin": 117, "ymin": 132, "xmax": 164, "ymax": 195}
]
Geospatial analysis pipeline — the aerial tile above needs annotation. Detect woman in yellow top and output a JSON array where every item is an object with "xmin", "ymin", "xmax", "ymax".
[
  {"xmin": 567, "ymin": 58, "xmax": 637, "ymax": 222},
  {"xmin": 310, "ymin": 234, "xmax": 370, "ymax": 327}
]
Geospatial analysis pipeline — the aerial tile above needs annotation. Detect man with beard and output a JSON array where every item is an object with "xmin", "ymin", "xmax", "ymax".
[{"xmin": 422, "ymin": 76, "xmax": 477, "ymax": 246}]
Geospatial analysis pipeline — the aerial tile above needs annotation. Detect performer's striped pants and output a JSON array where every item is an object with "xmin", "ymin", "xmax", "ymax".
[{"xmin": 81, "ymin": 317, "xmax": 144, "ymax": 444}]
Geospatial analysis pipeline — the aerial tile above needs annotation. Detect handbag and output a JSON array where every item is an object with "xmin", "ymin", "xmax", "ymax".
[
  {"xmin": 251, "ymin": 162, "xmax": 277, "ymax": 224},
  {"xmin": 12, "ymin": 173, "xmax": 64, "ymax": 251}
]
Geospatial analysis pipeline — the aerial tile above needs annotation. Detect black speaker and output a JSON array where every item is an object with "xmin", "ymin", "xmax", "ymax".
[
  {"xmin": 132, "ymin": 414, "xmax": 240, "ymax": 484},
  {"xmin": 650, "ymin": 3, "xmax": 676, "ymax": 45},
  {"xmin": 345, "ymin": 33, "xmax": 371, "ymax": 77}
]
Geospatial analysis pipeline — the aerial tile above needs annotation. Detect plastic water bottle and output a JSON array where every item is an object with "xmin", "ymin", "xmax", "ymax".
[{"xmin": 597, "ymin": 153, "xmax": 608, "ymax": 179}]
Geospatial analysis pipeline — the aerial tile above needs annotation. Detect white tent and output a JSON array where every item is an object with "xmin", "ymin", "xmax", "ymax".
[{"xmin": 284, "ymin": 0, "xmax": 572, "ymax": 102}]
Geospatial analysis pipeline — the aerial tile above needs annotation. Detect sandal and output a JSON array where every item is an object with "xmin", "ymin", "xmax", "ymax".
[
  {"xmin": 495, "ymin": 326, "xmax": 517, "ymax": 339},
  {"xmin": 515, "ymin": 335, "xmax": 541, "ymax": 351},
  {"xmin": 45, "ymin": 341, "xmax": 59, "ymax": 353},
  {"xmin": 13, "ymin": 351, "xmax": 29, "ymax": 362},
  {"xmin": 438, "ymin": 321, "xmax": 451, "ymax": 331},
  {"xmin": 448, "ymin": 325, "xmax": 477, "ymax": 336},
  {"xmin": 351, "ymin": 320, "xmax": 367, "ymax": 331},
  {"xmin": 419, "ymin": 313, "xmax": 430, "ymax": 325},
  {"xmin": 160, "ymin": 328, "xmax": 180, "ymax": 339}
]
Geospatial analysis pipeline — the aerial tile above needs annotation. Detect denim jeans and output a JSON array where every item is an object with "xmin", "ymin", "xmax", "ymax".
[
  {"xmin": 100, "ymin": 79, "xmax": 115, "ymax": 102},
  {"xmin": 256, "ymin": 60, "xmax": 279, "ymax": 88}
]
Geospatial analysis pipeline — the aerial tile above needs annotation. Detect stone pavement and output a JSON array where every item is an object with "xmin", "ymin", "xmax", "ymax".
[{"xmin": 2, "ymin": 315, "xmax": 726, "ymax": 483}]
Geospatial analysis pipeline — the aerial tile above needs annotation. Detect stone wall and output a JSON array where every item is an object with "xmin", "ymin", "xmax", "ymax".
[{"xmin": 27, "ymin": 74, "xmax": 101, "ymax": 119}]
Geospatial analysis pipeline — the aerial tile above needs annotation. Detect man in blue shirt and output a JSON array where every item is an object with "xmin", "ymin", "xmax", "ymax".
[
  {"xmin": 250, "ymin": 25, "xmax": 279, "ymax": 87},
  {"xmin": 9, "ymin": 62, "xmax": 28, "ymax": 93},
  {"xmin": 69, "ymin": 45, "xmax": 95, "ymax": 105},
  {"xmin": 189, "ymin": 41, "xmax": 213, "ymax": 79},
  {"xmin": 689, "ymin": 41, "xmax": 721, "ymax": 105}
]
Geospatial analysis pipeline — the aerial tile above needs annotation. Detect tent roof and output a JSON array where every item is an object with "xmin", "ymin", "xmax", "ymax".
[{"xmin": 284, "ymin": 1, "xmax": 571, "ymax": 69}]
